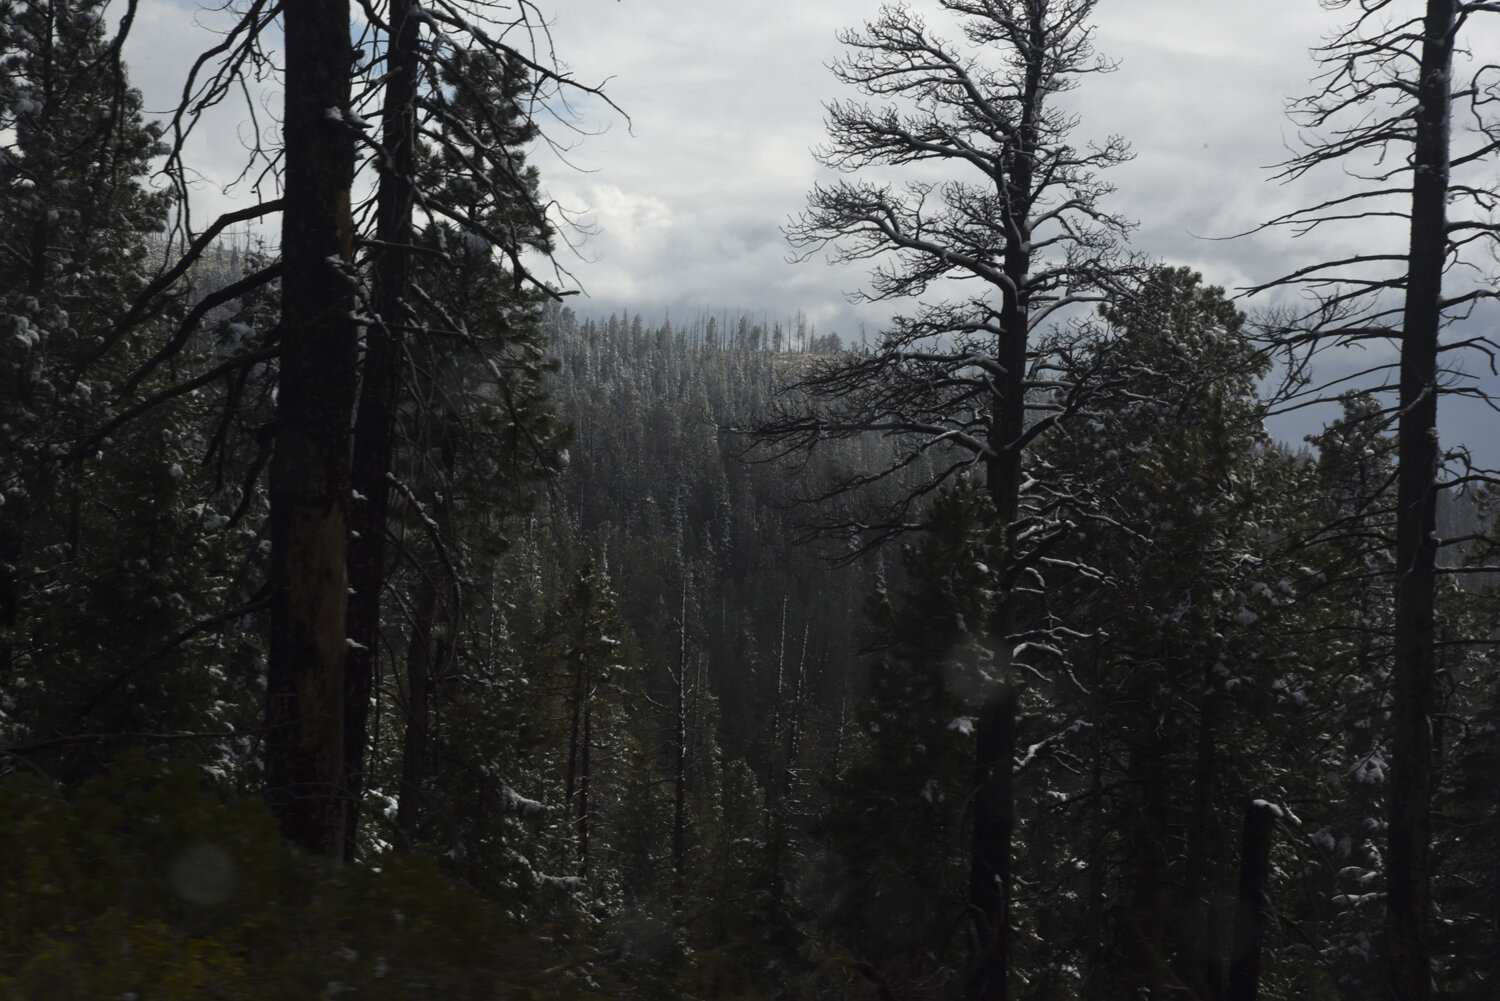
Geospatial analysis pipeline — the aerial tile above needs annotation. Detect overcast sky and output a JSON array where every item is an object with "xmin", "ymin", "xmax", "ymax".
[
  {"xmin": 532, "ymin": 0, "xmax": 1347, "ymax": 327},
  {"xmin": 123, "ymin": 0, "xmax": 1500, "ymax": 465}
]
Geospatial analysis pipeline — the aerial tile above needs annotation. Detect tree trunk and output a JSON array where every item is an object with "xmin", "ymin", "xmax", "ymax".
[
  {"xmin": 672, "ymin": 580, "xmax": 689, "ymax": 910},
  {"xmin": 264, "ymin": 0, "xmax": 358, "ymax": 859},
  {"xmin": 1121, "ymin": 721, "xmax": 1170, "ymax": 999},
  {"xmin": 967, "ymin": 14, "xmax": 1042, "ymax": 991},
  {"xmin": 394, "ymin": 580, "xmax": 437, "ymax": 851},
  {"xmin": 579, "ymin": 701, "xmax": 592, "ymax": 876},
  {"xmin": 967, "ymin": 682, "xmax": 1017, "ymax": 1001},
  {"xmin": 0, "ymin": 498, "xmax": 25, "ymax": 677},
  {"xmin": 564, "ymin": 657, "xmax": 585, "ymax": 830},
  {"xmin": 1386, "ymin": 1, "xmax": 1451, "ymax": 996},
  {"xmin": 343, "ymin": 0, "xmax": 421, "ymax": 860},
  {"xmin": 1185, "ymin": 662, "xmax": 1225, "ymax": 1001},
  {"xmin": 1226, "ymin": 800, "xmax": 1276, "ymax": 1001},
  {"xmin": 1082, "ymin": 647, "xmax": 1108, "ymax": 1001}
]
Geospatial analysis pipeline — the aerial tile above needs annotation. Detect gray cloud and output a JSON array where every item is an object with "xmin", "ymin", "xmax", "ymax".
[
  {"xmin": 542, "ymin": 0, "xmax": 1500, "ymax": 465},
  {"xmin": 119, "ymin": 0, "xmax": 1500, "ymax": 466}
]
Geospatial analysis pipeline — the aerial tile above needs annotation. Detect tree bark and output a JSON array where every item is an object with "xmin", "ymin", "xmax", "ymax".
[
  {"xmin": 1120, "ymin": 718, "xmax": 1170, "ymax": 998},
  {"xmin": 264, "ymin": 0, "xmax": 358, "ymax": 858},
  {"xmin": 1386, "ymin": 1, "xmax": 1452, "ymax": 996},
  {"xmin": 343, "ymin": 0, "xmax": 421, "ymax": 860}
]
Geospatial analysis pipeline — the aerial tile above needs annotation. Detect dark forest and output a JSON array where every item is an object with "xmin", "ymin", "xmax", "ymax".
[{"xmin": 1, "ymin": 0, "xmax": 1498, "ymax": 998}]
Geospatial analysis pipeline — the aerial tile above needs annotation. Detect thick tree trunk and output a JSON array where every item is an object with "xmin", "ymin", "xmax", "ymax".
[
  {"xmin": 1226, "ymin": 799, "xmax": 1276, "ymax": 1001},
  {"xmin": 1119, "ymin": 721, "xmax": 1170, "ymax": 999},
  {"xmin": 264, "ymin": 0, "xmax": 358, "ymax": 858},
  {"xmin": 1386, "ymin": 1, "xmax": 1451, "ymax": 996},
  {"xmin": 343, "ymin": 0, "xmax": 421, "ymax": 860},
  {"xmin": 968, "ymin": 203, "xmax": 1029, "ymax": 1001},
  {"xmin": 968, "ymin": 220, "xmax": 1029, "ymax": 1001},
  {"xmin": 967, "ymin": 376, "xmax": 1022, "ymax": 1000}
]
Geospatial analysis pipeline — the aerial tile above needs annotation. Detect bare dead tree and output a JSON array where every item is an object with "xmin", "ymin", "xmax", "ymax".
[
  {"xmin": 1248, "ymin": 1, "xmax": 1500, "ymax": 995},
  {"xmin": 751, "ymin": 2, "xmax": 1133, "ymax": 996}
]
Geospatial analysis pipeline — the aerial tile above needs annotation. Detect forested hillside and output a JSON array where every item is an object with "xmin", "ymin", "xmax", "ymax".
[{"xmin": 2, "ymin": 0, "xmax": 1499, "ymax": 999}]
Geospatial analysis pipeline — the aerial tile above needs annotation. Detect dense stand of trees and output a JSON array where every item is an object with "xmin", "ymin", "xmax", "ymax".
[{"xmin": 0, "ymin": 0, "xmax": 1497, "ymax": 999}]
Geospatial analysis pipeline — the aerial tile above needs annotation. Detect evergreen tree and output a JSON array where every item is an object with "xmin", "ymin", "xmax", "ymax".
[
  {"xmin": 0, "ymin": 2, "xmax": 266, "ymax": 775},
  {"xmin": 345, "ymin": 19, "xmax": 563, "ymax": 860},
  {"xmin": 0, "ymin": 0, "xmax": 169, "ymax": 687},
  {"xmin": 818, "ymin": 481, "xmax": 1000, "ymax": 999},
  {"xmin": 538, "ymin": 558, "xmax": 636, "ymax": 885},
  {"xmin": 1036, "ymin": 267, "xmax": 1308, "ymax": 998},
  {"xmin": 1288, "ymin": 393, "xmax": 1397, "ymax": 994}
]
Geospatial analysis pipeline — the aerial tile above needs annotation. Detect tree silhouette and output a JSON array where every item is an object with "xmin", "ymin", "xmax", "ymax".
[{"xmin": 1252, "ymin": 0, "xmax": 1500, "ymax": 993}]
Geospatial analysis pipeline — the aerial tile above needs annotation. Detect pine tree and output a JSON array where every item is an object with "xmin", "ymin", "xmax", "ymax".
[
  {"xmin": 1036, "ymin": 268, "xmax": 1307, "ymax": 998},
  {"xmin": 0, "ymin": 2, "xmax": 265, "ymax": 773},
  {"xmin": 1277, "ymin": 394, "xmax": 1399, "ymax": 998},
  {"xmin": 343, "ymin": 33, "xmax": 564, "ymax": 857},
  {"xmin": 0, "ymin": 0, "xmax": 168, "ymax": 687},
  {"xmin": 538, "ymin": 559, "xmax": 635, "ymax": 883},
  {"xmin": 818, "ymin": 482, "xmax": 1001, "ymax": 999},
  {"xmin": 263, "ymin": 0, "xmax": 361, "ymax": 857}
]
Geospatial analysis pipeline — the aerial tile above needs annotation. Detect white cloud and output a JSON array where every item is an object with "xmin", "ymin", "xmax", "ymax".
[{"xmin": 576, "ymin": 184, "xmax": 673, "ymax": 253}]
